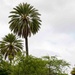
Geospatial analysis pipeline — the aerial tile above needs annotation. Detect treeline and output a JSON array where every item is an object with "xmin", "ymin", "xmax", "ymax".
[
  {"xmin": 0, "ymin": 33, "xmax": 70, "ymax": 75},
  {"xmin": 0, "ymin": 50, "xmax": 70, "ymax": 75}
]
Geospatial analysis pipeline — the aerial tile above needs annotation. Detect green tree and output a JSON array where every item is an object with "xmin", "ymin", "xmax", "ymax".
[
  {"xmin": 42, "ymin": 56, "xmax": 70, "ymax": 75},
  {"xmin": 0, "ymin": 51, "xmax": 11, "ymax": 75},
  {"xmin": 0, "ymin": 33, "xmax": 23, "ymax": 63},
  {"xmin": 0, "ymin": 68, "xmax": 9, "ymax": 75},
  {"xmin": 0, "ymin": 61, "xmax": 11, "ymax": 75},
  {"xmin": 10, "ymin": 54, "xmax": 69, "ymax": 75},
  {"xmin": 9, "ymin": 3, "xmax": 41, "ymax": 56},
  {"xmin": 11, "ymin": 53, "xmax": 47, "ymax": 75}
]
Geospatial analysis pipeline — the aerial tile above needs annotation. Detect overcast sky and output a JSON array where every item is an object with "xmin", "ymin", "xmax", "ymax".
[{"xmin": 0, "ymin": 0, "xmax": 75, "ymax": 73}]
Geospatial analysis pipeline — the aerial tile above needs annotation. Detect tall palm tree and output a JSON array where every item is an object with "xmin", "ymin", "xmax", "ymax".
[
  {"xmin": 9, "ymin": 3, "xmax": 41, "ymax": 56},
  {"xmin": 0, "ymin": 33, "xmax": 23, "ymax": 63}
]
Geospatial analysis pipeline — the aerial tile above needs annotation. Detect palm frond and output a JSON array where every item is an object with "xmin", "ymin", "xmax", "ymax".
[
  {"xmin": 9, "ymin": 3, "xmax": 41, "ymax": 38},
  {"xmin": 0, "ymin": 33, "xmax": 23, "ymax": 61}
]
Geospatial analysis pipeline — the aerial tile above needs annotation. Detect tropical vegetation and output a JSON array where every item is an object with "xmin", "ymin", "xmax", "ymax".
[
  {"xmin": 0, "ymin": 51, "xmax": 70, "ymax": 75},
  {"xmin": 0, "ymin": 2, "xmax": 71, "ymax": 75},
  {"xmin": 0, "ymin": 33, "xmax": 23, "ymax": 63},
  {"xmin": 9, "ymin": 3, "xmax": 41, "ymax": 56}
]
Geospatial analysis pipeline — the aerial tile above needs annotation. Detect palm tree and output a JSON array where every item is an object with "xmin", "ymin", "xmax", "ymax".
[
  {"xmin": 9, "ymin": 3, "xmax": 41, "ymax": 56},
  {"xmin": 0, "ymin": 33, "xmax": 23, "ymax": 63}
]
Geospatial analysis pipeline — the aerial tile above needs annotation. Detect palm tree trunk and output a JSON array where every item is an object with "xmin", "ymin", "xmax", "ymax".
[{"xmin": 25, "ymin": 37, "xmax": 28, "ymax": 56}]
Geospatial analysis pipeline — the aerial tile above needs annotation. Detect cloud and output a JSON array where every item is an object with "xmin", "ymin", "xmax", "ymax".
[
  {"xmin": 35, "ymin": 0, "xmax": 75, "ymax": 33},
  {"xmin": 0, "ymin": 24, "xmax": 10, "ymax": 40}
]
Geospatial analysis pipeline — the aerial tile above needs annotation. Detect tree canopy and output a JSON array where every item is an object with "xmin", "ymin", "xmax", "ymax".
[
  {"xmin": 0, "ymin": 33, "xmax": 23, "ymax": 63},
  {"xmin": 9, "ymin": 3, "xmax": 41, "ymax": 56}
]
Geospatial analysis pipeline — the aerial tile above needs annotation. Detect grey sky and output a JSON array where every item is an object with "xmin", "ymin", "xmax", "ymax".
[{"xmin": 0, "ymin": 0, "xmax": 75, "ymax": 74}]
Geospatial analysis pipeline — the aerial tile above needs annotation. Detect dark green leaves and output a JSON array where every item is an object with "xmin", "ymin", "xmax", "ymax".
[
  {"xmin": 0, "ymin": 33, "xmax": 23, "ymax": 62},
  {"xmin": 9, "ymin": 3, "xmax": 41, "ymax": 38}
]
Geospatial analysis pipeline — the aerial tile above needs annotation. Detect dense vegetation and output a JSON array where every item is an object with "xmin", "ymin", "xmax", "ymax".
[{"xmin": 0, "ymin": 51, "xmax": 69, "ymax": 75}]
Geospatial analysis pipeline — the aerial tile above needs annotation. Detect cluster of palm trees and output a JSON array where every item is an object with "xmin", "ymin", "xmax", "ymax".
[{"xmin": 0, "ymin": 3, "xmax": 41, "ymax": 63}]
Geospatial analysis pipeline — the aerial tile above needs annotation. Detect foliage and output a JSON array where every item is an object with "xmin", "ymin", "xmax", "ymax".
[
  {"xmin": 0, "ymin": 37, "xmax": 70, "ymax": 75},
  {"xmin": 0, "ymin": 33, "xmax": 23, "ymax": 63},
  {"xmin": 0, "ymin": 50, "xmax": 70, "ymax": 75},
  {"xmin": 0, "ymin": 68, "xmax": 9, "ymax": 75},
  {"xmin": 0, "ymin": 57, "xmax": 11, "ymax": 75},
  {"xmin": 8, "ymin": 54, "xmax": 69, "ymax": 75},
  {"xmin": 9, "ymin": 3, "xmax": 41, "ymax": 56},
  {"xmin": 9, "ymin": 3, "xmax": 41, "ymax": 38},
  {"xmin": 11, "ymin": 54, "xmax": 47, "ymax": 75},
  {"xmin": 42, "ymin": 56, "xmax": 70, "ymax": 75}
]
